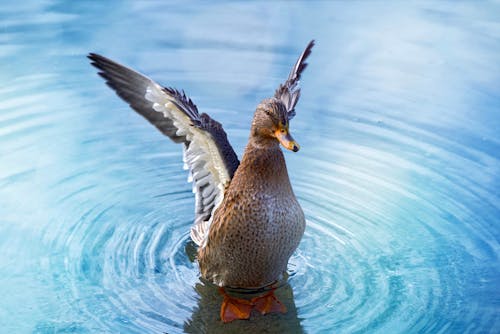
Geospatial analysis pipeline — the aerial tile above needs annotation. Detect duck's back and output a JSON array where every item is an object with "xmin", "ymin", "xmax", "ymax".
[{"xmin": 198, "ymin": 145, "xmax": 305, "ymax": 288}]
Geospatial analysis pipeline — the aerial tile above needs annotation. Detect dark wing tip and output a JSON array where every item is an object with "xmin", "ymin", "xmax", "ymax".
[
  {"xmin": 274, "ymin": 40, "xmax": 315, "ymax": 119},
  {"xmin": 87, "ymin": 52, "xmax": 107, "ymax": 67},
  {"xmin": 293, "ymin": 39, "xmax": 315, "ymax": 82},
  {"xmin": 303, "ymin": 40, "xmax": 315, "ymax": 60},
  {"xmin": 303, "ymin": 40, "xmax": 315, "ymax": 63},
  {"xmin": 306, "ymin": 39, "xmax": 315, "ymax": 52}
]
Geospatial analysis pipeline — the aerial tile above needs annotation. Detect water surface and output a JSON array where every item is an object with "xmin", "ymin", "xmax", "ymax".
[{"xmin": 1, "ymin": 1, "xmax": 499, "ymax": 333}]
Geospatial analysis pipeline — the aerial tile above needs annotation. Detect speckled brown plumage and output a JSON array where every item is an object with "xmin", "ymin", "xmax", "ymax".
[{"xmin": 198, "ymin": 98, "xmax": 306, "ymax": 288}]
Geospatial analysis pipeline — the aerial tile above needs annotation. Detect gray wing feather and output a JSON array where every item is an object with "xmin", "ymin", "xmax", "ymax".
[
  {"xmin": 88, "ymin": 53, "xmax": 239, "ymax": 246},
  {"xmin": 89, "ymin": 53, "xmax": 185, "ymax": 143},
  {"xmin": 274, "ymin": 40, "xmax": 314, "ymax": 120}
]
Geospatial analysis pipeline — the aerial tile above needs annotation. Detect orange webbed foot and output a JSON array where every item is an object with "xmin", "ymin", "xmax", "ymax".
[
  {"xmin": 251, "ymin": 290, "xmax": 287, "ymax": 315},
  {"xmin": 219, "ymin": 288, "xmax": 253, "ymax": 323}
]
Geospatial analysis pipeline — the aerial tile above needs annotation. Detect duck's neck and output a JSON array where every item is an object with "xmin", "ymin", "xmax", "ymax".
[{"xmin": 235, "ymin": 138, "xmax": 292, "ymax": 191}]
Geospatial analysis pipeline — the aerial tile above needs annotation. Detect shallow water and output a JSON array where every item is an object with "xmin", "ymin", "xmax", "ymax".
[{"xmin": 1, "ymin": 1, "xmax": 499, "ymax": 333}]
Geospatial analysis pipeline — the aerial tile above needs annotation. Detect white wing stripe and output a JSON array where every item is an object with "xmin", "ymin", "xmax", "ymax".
[
  {"xmin": 89, "ymin": 53, "xmax": 239, "ymax": 248},
  {"xmin": 145, "ymin": 83, "xmax": 230, "ymax": 246}
]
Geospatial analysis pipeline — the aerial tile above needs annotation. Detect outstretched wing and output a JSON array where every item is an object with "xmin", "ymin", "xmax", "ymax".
[
  {"xmin": 274, "ymin": 40, "xmax": 315, "ymax": 120},
  {"xmin": 88, "ymin": 53, "xmax": 239, "ymax": 246}
]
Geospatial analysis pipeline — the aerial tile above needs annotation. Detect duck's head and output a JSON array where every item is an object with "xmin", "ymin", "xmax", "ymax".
[{"xmin": 251, "ymin": 98, "xmax": 299, "ymax": 152}]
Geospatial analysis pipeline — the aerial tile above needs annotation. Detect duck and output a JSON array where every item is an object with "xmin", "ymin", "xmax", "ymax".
[{"xmin": 88, "ymin": 40, "xmax": 314, "ymax": 323}]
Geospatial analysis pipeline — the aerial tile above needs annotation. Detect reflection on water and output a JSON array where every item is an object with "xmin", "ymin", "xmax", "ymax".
[
  {"xmin": 185, "ymin": 279, "xmax": 303, "ymax": 334},
  {"xmin": 1, "ymin": 1, "xmax": 499, "ymax": 333}
]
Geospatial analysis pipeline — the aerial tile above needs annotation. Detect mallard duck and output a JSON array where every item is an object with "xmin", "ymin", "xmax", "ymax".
[{"xmin": 88, "ymin": 40, "xmax": 314, "ymax": 323}]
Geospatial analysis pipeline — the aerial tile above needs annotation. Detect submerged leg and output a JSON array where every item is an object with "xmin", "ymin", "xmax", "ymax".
[
  {"xmin": 251, "ymin": 289, "xmax": 287, "ymax": 315},
  {"xmin": 219, "ymin": 288, "xmax": 253, "ymax": 323}
]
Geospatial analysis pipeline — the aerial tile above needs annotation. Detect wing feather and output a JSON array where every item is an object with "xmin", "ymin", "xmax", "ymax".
[
  {"xmin": 88, "ymin": 53, "xmax": 239, "ymax": 246},
  {"xmin": 274, "ymin": 40, "xmax": 315, "ymax": 120}
]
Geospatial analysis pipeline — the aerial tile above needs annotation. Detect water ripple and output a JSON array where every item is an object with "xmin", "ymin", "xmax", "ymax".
[{"xmin": 1, "ymin": 2, "xmax": 499, "ymax": 333}]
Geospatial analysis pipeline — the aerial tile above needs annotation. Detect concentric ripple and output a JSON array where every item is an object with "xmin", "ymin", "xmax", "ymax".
[
  {"xmin": 1, "ymin": 1, "xmax": 500, "ymax": 334},
  {"xmin": 36, "ymin": 132, "xmax": 203, "ymax": 333},
  {"xmin": 285, "ymin": 112, "xmax": 500, "ymax": 333}
]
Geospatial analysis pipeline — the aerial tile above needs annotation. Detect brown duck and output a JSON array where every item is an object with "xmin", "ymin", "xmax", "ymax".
[{"xmin": 89, "ymin": 40, "xmax": 314, "ymax": 322}]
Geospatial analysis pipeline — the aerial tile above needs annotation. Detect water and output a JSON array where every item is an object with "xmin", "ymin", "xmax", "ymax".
[{"xmin": 1, "ymin": 1, "xmax": 499, "ymax": 333}]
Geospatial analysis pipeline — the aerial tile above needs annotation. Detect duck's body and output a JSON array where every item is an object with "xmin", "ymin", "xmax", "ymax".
[
  {"xmin": 200, "ymin": 139, "xmax": 305, "ymax": 288},
  {"xmin": 89, "ymin": 40, "xmax": 314, "ymax": 322}
]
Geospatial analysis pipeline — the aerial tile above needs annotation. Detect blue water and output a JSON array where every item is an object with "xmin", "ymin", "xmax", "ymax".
[{"xmin": 1, "ymin": 1, "xmax": 499, "ymax": 333}]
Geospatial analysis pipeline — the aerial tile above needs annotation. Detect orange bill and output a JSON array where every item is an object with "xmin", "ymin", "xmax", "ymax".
[{"xmin": 275, "ymin": 128, "xmax": 300, "ymax": 152}]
